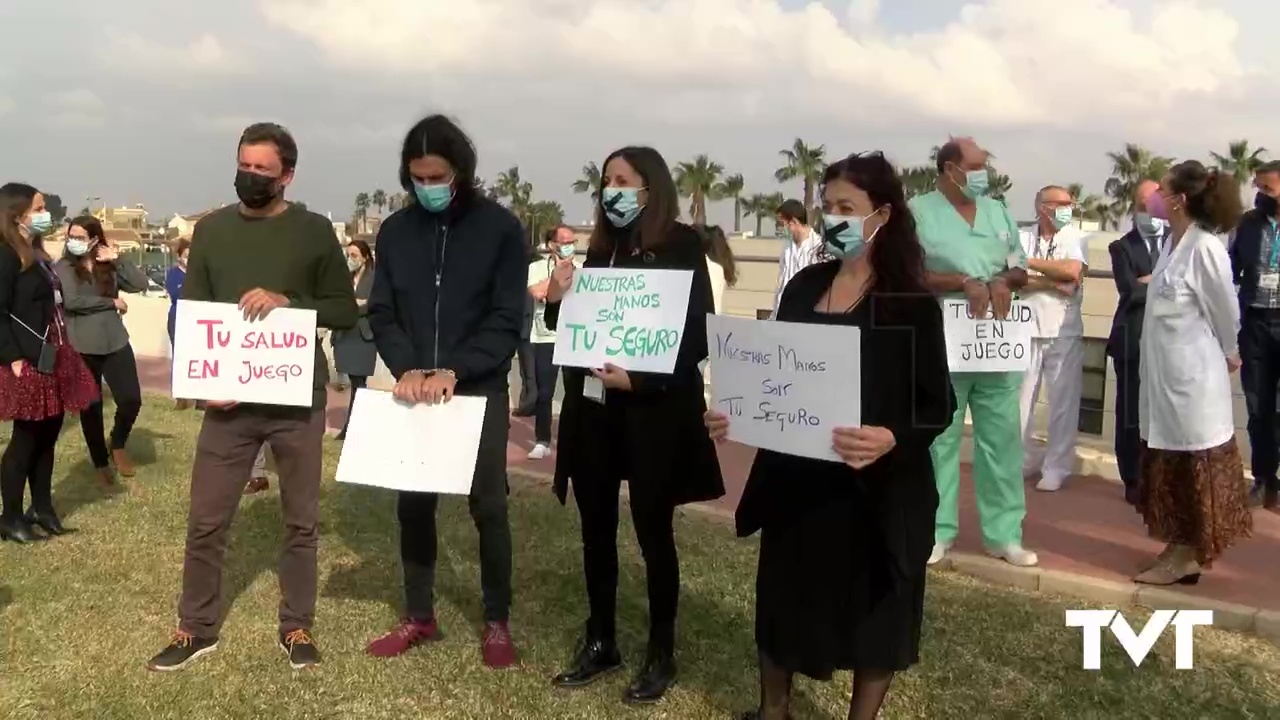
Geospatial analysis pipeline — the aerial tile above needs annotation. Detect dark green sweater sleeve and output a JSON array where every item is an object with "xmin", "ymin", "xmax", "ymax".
[{"xmin": 288, "ymin": 216, "xmax": 358, "ymax": 330}]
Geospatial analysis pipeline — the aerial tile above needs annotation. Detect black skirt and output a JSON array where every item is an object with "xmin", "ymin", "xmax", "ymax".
[{"xmin": 754, "ymin": 481, "xmax": 928, "ymax": 679}]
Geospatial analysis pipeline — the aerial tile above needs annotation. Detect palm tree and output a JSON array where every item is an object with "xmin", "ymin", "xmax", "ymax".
[
  {"xmin": 899, "ymin": 166, "xmax": 937, "ymax": 199},
  {"xmin": 526, "ymin": 200, "xmax": 566, "ymax": 246},
  {"xmin": 674, "ymin": 154, "xmax": 725, "ymax": 225},
  {"xmin": 986, "ymin": 169, "xmax": 1012, "ymax": 203},
  {"xmin": 1079, "ymin": 196, "xmax": 1119, "ymax": 231},
  {"xmin": 1104, "ymin": 144, "xmax": 1175, "ymax": 216},
  {"xmin": 741, "ymin": 192, "xmax": 785, "ymax": 237},
  {"xmin": 371, "ymin": 189, "xmax": 387, "ymax": 215},
  {"xmin": 712, "ymin": 173, "xmax": 746, "ymax": 232},
  {"xmin": 354, "ymin": 192, "xmax": 371, "ymax": 223},
  {"xmin": 571, "ymin": 162, "xmax": 602, "ymax": 200},
  {"xmin": 494, "ymin": 166, "xmax": 533, "ymax": 218},
  {"xmin": 1212, "ymin": 140, "xmax": 1267, "ymax": 183},
  {"xmin": 774, "ymin": 139, "xmax": 826, "ymax": 213}
]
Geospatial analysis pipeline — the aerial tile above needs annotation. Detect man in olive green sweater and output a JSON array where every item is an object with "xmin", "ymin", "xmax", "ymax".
[{"xmin": 147, "ymin": 123, "xmax": 357, "ymax": 673}]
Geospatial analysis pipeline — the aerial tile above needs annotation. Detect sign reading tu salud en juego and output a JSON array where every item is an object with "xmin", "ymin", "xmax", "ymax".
[
  {"xmin": 171, "ymin": 299, "xmax": 318, "ymax": 407},
  {"xmin": 941, "ymin": 299, "xmax": 1034, "ymax": 373},
  {"xmin": 552, "ymin": 268, "xmax": 693, "ymax": 373},
  {"xmin": 706, "ymin": 315, "xmax": 861, "ymax": 462}
]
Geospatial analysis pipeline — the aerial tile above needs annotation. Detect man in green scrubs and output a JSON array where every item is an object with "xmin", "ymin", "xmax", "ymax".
[{"xmin": 910, "ymin": 137, "xmax": 1039, "ymax": 568}]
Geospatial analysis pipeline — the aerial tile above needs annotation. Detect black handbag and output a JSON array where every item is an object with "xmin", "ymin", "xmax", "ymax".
[{"xmin": 9, "ymin": 314, "xmax": 56, "ymax": 374}]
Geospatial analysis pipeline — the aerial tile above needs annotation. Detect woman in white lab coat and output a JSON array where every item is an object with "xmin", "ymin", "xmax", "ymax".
[{"xmin": 1135, "ymin": 160, "xmax": 1252, "ymax": 585}]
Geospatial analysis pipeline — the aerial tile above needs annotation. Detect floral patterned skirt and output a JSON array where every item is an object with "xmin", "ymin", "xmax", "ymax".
[
  {"xmin": 0, "ymin": 343, "xmax": 99, "ymax": 422},
  {"xmin": 1137, "ymin": 439, "xmax": 1252, "ymax": 566}
]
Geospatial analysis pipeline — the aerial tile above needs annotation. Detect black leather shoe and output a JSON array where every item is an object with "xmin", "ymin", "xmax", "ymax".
[
  {"xmin": 552, "ymin": 636, "xmax": 623, "ymax": 688},
  {"xmin": 622, "ymin": 648, "xmax": 676, "ymax": 704},
  {"xmin": 25, "ymin": 508, "xmax": 68, "ymax": 536},
  {"xmin": 0, "ymin": 516, "xmax": 41, "ymax": 543}
]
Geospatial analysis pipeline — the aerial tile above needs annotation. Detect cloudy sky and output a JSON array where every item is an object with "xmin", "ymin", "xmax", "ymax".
[{"xmin": 2, "ymin": 0, "xmax": 1276, "ymax": 227}]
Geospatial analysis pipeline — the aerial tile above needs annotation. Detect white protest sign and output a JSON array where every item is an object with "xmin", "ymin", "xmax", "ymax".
[
  {"xmin": 552, "ymin": 268, "xmax": 692, "ymax": 373},
  {"xmin": 706, "ymin": 314, "xmax": 860, "ymax": 462},
  {"xmin": 171, "ymin": 300, "xmax": 317, "ymax": 407},
  {"xmin": 336, "ymin": 389, "xmax": 487, "ymax": 495},
  {"xmin": 942, "ymin": 299, "xmax": 1034, "ymax": 372}
]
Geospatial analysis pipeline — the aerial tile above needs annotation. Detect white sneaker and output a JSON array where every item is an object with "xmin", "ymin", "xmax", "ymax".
[
  {"xmin": 527, "ymin": 443, "xmax": 551, "ymax": 460},
  {"xmin": 927, "ymin": 542, "xmax": 951, "ymax": 566},
  {"xmin": 1035, "ymin": 475, "xmax": 1065, "ymax": 492},
  {"xmin": 987, "ymin": 544, "xmax": 1039, "ymax": 567}
]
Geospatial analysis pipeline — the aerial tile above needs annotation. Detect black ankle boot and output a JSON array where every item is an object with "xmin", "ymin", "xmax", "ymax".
[
  {"xmin": 623, "ymin": 643, "xmax": 676, "ymax": 704},
  {"xmin": 0, "ymin": 516, "xmax": 40, "ymax": 543},
  {"xmin": 25, "ymin": 508, "xmax": 67, "ymax": 536},
  {"xmin": 552, "ymin": 628, "xmax": 623, "ymax": 688}
]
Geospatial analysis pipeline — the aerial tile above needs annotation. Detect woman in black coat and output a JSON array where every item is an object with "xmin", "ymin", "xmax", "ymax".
[
  {"xmin": 544, "ymin": 146, "xmax": 724, "ymax": 705},
  {"xmin": 706, "ymin": 153, "xmax": 956, "ymax": 720}
]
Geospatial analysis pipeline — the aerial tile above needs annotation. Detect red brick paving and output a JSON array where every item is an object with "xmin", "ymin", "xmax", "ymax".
[{"xmin": 138, "ymin": 356, "xmax": 1280, "ymax": 611}]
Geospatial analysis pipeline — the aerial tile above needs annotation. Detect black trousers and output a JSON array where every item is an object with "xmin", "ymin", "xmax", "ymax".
[
  {"xmin": 1112, "ymin": 355, "xmax": 1141, "ymax": 491},
  {"xmin": 1240, "ymin": 307, "xmax": 1280, "ymax": 491},
  {"xmin": 1, "ymin": 414, "xmax": 65, "ymax": 519},
  {"xmin": 532, "ymin": 343, "xmax": 558, "ymax": 443},
  {"xmin": 339, "ymin": 375, "xmax": 367, "ymax": 436},
  {"xmin": 516, "ymin": 340, "xmax": 536, "ymax": 412},
  {"xmin": 398, "ymin": 391, "xmax": 512, "ymax": 622},
  {"xmin": 80, "ymin": 344, "xmax": 142, "ymax": 469},
  {"xmin": 574, "ymin": 472, "xmax": 679, "ymax": 650}
]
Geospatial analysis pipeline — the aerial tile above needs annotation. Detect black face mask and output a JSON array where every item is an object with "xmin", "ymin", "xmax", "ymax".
[
  {"xmin": 235, "ymin": 170, "xmax": 279, "ymax": 210},
  {"xmin": 1255, "ymin": 192, "xmax": 1278, "ymax": 217}
]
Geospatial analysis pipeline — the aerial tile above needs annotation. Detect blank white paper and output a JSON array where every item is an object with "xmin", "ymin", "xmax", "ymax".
[{"xmin": 336, "ymin": 389, "xmax": 487, "ymax": 495}]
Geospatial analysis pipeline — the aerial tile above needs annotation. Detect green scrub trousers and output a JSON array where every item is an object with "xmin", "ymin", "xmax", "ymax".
[{"xmin": 930, "ymin": 370, "xmax": 1026, "ymax": 548}]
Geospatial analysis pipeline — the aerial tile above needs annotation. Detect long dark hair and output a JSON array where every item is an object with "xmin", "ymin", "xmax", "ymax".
[
  {"xmin": 64, "ymin": 215, "xmax": 117, "ymax": 297},
  {"xmin": 0, "ymin": 182, "xmax": 39, "ymax": 269},
  {"xmin": 694, "ymin": 224, "xmax": 738, "ymax": 286},
  {"xmin": 821, "ymin": 152, "xmax": 928, "ymax": 295},
  {"xmin": 588, "ymin": 146, "xmax": 679, "ymax": 254},
  {"xmin": 1166, "ymin": 160, "xmax": 1243, "ymax": 234},
  {"xmin": 399, "ymin": 114, "xmax": 478, "ymax": 212}
]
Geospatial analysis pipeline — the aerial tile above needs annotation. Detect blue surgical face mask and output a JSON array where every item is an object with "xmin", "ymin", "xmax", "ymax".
[
  {"xmin": 822, "ymin": 211, "xmax": 883, "ymax": 260},
  {"xmin": 66, "ymin": 239, "xmax": 91, "ymax": 256},
  {"xmin": 28, "ymin": 211, "xmax": 53, "ymax": 235},
  {"xmin": 1135, "ymin": 212, "xmax": 1164, "ymax": 237},
  {"xmin": 555, "ymin": 243, "xmax": 575, "ymax": 259},
  {"xmin": 346, "ymin": 256, "xmax": 363, "ymax": 272},
  {"xmin": 1050, "ymin": 206, "xmax": 1073, "ymax": 230},
  {"xmin": 414, "ymin": 180, "xmax": 454, "ymax": 213},
  {"xmin": 601, "ymin": 187, "xmax": 644, "ymax": 227},
  {"xmin": 962, "ymin": 169, "xmax": 989, "ymax": 199}
]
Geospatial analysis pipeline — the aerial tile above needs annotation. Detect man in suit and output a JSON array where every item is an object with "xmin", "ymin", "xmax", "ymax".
[
  {"xmin": 1106, "ymin": 179, "xmax": 1164, "ymax": 505},
  {"xmin": 1228, "ymin": 161, "xmax": 1280, "ymax": 510}
]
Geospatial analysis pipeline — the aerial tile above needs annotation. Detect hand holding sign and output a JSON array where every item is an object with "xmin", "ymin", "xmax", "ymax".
[
  {"xmin": 546, "ymin": 260, "xmax": 576, "ymax": 303},
  {"xmin": 421, "ymin": 371, "xmax": 456, "ymax": 405},
  {"xmin": 591, "ymin": 363, "xmax": 631, "ymax": 391},
  {"xmin": 832, "ymin": 426, "xmax": 896, "ymax": 469},
  {"xmin": 963, "ymin": 278, "xmax": 990, "ymax": 319},
  {"xmin": 239, "ymin": 288, "xmax": 291, "ymax": 321},
  {"xmin": 704, "ymin": 410, "xmax": 729, "ymax": 443},
  {"xmin": 988, "ymin": 277, "xmax": 1013, "ymax": 320}
]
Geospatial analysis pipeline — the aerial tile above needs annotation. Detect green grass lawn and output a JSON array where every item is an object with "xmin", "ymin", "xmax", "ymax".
[{"xmin": 1, "ymin": 398, "xmax": 1278, "ymax": 719}]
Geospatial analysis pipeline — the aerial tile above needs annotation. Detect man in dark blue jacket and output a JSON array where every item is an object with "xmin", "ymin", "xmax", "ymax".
[
  {"xmin": 1228, "ymin": 161, "xmax": 1280, "ymax": 510},
  {"xmin": 1106, "ymin": 179, "xmax": 1165, "ymax": 505},
  {"xmin": 365, "ymin": 114, "xmax": 528, "ymax": 666}
]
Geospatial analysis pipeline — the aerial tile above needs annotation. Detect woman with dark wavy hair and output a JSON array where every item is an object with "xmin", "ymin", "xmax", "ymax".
[{"xmin": 706, "ymin": 152, "xmax": 956, "ymax": 720}]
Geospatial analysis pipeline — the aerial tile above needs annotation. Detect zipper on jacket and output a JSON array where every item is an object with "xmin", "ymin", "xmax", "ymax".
[{"xmin": 433, "ymin": 222, "xmax": 449, "ymax": 368}]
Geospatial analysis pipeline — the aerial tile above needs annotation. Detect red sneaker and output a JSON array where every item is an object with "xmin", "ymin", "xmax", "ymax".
[
  {"xmin": 481, "ymin": 621, "xmax": 517, "ymax": 668},
  {"xmin": 366, "ymin": 617, "xmax": 439, "ymax": 658}
]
